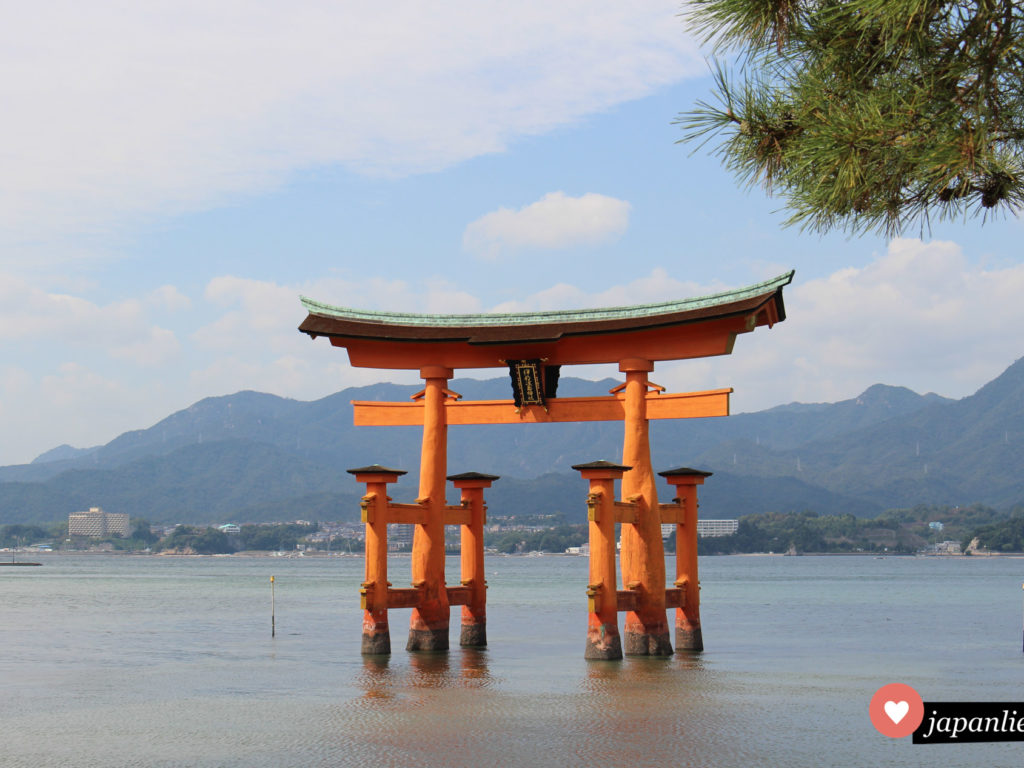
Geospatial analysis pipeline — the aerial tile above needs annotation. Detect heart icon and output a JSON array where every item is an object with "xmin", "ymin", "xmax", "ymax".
[
  {"xmin": 871, "ymin": 684, "xmax": 923, "ymax": 738},
  {"xmin": 884, "ymin": 700, "xmax": 909, "ymax": 724}
]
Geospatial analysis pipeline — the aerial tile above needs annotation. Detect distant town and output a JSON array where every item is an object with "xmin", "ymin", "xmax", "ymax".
[{"xmin": 3, "ymin": 502, "xmax": 1022, "ymax": 557}]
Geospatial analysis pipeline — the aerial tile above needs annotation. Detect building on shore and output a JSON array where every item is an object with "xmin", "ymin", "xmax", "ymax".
[
  {"xmin": 387, "ymin": 523, "xmax": 414, "ymax": 552},
  {"xmin": 68, "ymin": 507, "xmax": 131, "ymax": 538},
  {"xmin": 660, "ymin": 519, "xmax": 740, "ymax": 539},
  {"xmin": 696, "ymin": 519, "xmax": 739, "ymax": 537}
]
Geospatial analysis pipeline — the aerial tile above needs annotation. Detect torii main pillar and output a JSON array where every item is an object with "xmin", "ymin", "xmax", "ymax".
[
  {"xmin": 408, "ymin": 366, "xmax": 452, "ymax": 651},
  {"xmin": 618, "ymin": 357, "xmax": 672, "ymax": 655}
]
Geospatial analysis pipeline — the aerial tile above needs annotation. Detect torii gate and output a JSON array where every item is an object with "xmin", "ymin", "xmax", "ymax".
[{"xmin": 299, "ymin": 271, "xmax": 792, "ymax": 659}]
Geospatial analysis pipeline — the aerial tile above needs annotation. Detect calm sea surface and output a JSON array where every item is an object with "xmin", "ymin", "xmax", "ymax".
[{"xmin": 3, "ymin": 553, "xmax": 1023, "ymax": 767}]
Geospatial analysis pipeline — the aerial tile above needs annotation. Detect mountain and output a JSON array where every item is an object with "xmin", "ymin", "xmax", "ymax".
[
  {"xmin": 1, "ymin": 360, "xmax": 1021, "ymax": 525},
  {"xmin": 31, "ymin": 444, "xmax": 99, "ymax": 465},
  {"xmin": 695, "ymin": 357, "xmax": 1024, "ymax": 509}
]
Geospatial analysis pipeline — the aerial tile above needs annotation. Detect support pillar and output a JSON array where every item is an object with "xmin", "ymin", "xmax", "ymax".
[
  {"xmin": 617, "ymin": 358, "xmax": 672, "ymax": 656},
  {"xmin": 573, "ymin": 461, "xmax": 629, "ymax": 660},
  {"xmin": 408, "ymin": 366, "xmax": 454, "ymax": 652},
  {"xmin": 660, "ymin": 468, "xmax": 712, "ymax": 652},
  {"xmin": 448, "ymin": 472, "xmax": 498, "ymax": 647},
  {"xmin": 348, "ymin": 465, "xmax": 407, "ymax": 655}
]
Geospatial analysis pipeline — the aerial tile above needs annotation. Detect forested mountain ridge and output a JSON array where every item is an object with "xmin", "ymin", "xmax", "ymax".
[{"xmin": 1, "ymin": 359, "xmax": 1020, "ymax": 524}]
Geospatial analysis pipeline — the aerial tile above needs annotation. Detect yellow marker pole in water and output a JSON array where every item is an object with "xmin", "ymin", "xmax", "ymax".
[{"xmin": 271, "ymin": 575, "xmax": 276, "ymax": 638}]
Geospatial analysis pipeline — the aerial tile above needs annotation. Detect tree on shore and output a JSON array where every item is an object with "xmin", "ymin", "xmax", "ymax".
[{"xmin": 678, "ymin": 0, "xmax": 1024, "ymax": 236}]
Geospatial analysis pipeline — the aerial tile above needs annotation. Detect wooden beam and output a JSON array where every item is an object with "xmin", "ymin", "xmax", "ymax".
[
  {"xmin": 385, "ymin": 503, "xmax": 427, "ymax": 525},
  {"xmin": 616, "ymin": 590, "xmax": 639, "ymax": 612},
  {"xmin": 353, "ymin": 388, "xmax": 732, "ymax": 427},
  {"xmin": 658, "ymin": 503, "xmax": 683, "ymax": 524},
  {"xmin": 385, "ymin": 588, "xmax": 423, "ymax": 609},
  {"xmin": 446, "ymin": 586, "xmax": 472, "ymax": 606},
  {"xmin": 612, "ymin": 501, "xmax": 639, "ymax": 525},
  {"xmin": 664, "ymin": 588, "xmax": 686, "ymax": 609},
  {"xmin": 444, "ymin": 505, "xmax": 471, "ymax": 526}
]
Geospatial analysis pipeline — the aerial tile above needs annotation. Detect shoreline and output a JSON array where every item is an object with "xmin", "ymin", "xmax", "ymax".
[{"xmin": 12, "ymin": 549, "xmax": 1024, "ymax": 559}]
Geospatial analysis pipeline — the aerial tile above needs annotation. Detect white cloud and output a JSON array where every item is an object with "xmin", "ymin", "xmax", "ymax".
[
  {"xmin": 0, "ymin": 271, "xmax": 182, "ymax": 362},
  {"xmin": 109, "ymin": 327, "xmax": 181, "ymax": 367},
  {"xmin": 490, "ymin": 268, "xmax": 715, "ymax": 312},
  {"xmin": 653, "ymin": 238, "xmax": 1024, "ymax": 411},
  {"xmin": 189, "ymin": 274, "xmax": 481, "ymax": 402},
  {"xmin": 463, "ymin": 191, "xmax": 632, "ymax": 260},
  {"xmin": 0, "ymin": 2, "xmax": 699, "ymax": 264},
  {"xmin": 195, "ymin": 274, "xmax": 485, "ymax": 354},
  {"xmin": 147, "ymin": 285, "xmax": 192, "ymax": 312},
  {"xmin": 0, "ymin": 363, "xmax": 176, "ymax": 464}
]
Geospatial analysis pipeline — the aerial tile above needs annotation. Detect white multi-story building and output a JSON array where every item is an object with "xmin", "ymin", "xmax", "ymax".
[
  {"xmin": 68, "ymin": 507, "xmax": 131, "ymax": 538},
  {"xmin": 696, "ymin": 519, "xmax": 739, "ymax": 537},
  {"xmin": 661, "ymin": 519, "xmax": 739, "ymax": 539}
]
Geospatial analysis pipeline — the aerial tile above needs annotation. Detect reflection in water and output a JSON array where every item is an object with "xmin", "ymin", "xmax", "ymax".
[
  {"xmin": 351, "ymin": 647, "xmax": 736, "ymax": 767},
  {"xmin": 457, "ymin": 647, "xmax": 493, "ymax": 688},
  {"xmin": 357, "ymin": 655, "xmax": 396, "ymax": 702},
  {"xmin": 408, "ymin": 650, "xmax": 451, "ymax": 688},
  {"xmin": 356, "ymin": 647, "xmax": 494, "ymax": 704}
]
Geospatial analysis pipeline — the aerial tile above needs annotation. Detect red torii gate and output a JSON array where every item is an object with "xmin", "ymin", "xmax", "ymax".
[{"xmin": 298, "ymin": 271, "xmax": 792, "ymax": 658}]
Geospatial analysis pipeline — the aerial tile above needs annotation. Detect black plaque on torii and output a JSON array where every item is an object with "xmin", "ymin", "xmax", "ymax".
[{"xmin": 506, "ymin": 359, "xmax": 560, "ymax": 409}]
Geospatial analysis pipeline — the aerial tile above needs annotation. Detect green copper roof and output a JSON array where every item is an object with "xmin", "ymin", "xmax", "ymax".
[{"xmin": 300, "ymin": 271, "xmax": 794, "ymax": 328}]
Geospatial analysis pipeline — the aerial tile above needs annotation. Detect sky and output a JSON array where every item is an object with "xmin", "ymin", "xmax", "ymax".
[{"xmin": 2, "ymin": 1, "xmax": 1022, "ymax": 467}]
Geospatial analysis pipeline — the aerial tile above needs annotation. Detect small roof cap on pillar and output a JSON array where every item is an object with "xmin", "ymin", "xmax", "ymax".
[
  {"xmin": 655, "ymin": 468, "xmax": 712, "ymax": 487},
  {"xmin": 571, "ymin": 460, "xmax": 633, "ymax": 472},
  {"xmin": 448, "ymin": 471, "xmax": 500, "ymax": 489},
  {"xmin": 347, "ymin": 464, "xmax": 407, "ymax": 476},
  {"xmin": 658, "ymin": 466, "xmax": 713, "ymax": 478},
  {"xmin": 446, "ymin": 471, "xmax": 501, "ymax": 482},
  {"xmin": 572, "ymin": 460, "xmax": 633, "ymax": 480}
]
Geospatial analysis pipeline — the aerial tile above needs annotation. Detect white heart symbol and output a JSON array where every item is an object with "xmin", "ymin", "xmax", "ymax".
[{"xmin": 884, "ymin": 700, "xmax": 909, "ymax": 724}]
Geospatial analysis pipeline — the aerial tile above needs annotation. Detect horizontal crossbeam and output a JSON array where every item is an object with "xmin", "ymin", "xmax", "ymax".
[
  {"xmin": 353, "ymin": 389, "xmax": 732, "ymax": 427},
  {"xmin": 446, "ymin": 586, "xmax": 472, "ymax": 606},
  {"xmin": 359, "ymin": 585, "xmax": 478, "ymax": 611},
  {"xmin": 658, "ymin": 502, "xmax": 684, "ymax": 524},
  {"xmin": 587, "ymin": 586, "xmax": 688, "ymax": 614},
  {"xmin": 359, "ymin": 498, "xmax": 477, "ymax": 526},
  {"xmin": 616, "ymin": 589, "xmax": 639, "ymax": 612},
  {"xmin": 612, "ymin": 501, "xmax": 639, "ymax": 525},
  {"xmin": 664, "ymin": 588, "xmax": 686, "ymax": 609}
]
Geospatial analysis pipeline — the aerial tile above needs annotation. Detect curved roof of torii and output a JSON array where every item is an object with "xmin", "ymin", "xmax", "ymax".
[{"xmin": 298, "ymin": 270, "xmax": 794, "ymax": 370}]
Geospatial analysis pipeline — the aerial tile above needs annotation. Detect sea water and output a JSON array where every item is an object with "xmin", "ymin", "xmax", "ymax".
[{"xmin": 2, "ymin": 553, "xmax": 1023, "ymax": 767}]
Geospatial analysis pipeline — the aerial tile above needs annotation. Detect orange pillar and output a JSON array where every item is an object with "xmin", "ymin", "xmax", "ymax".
[
  {"xmin": 574, "ymin": 460, "xmax": 628, "ymax": 660},
  {"xmin": 618, "ymin": 358, "xmax": 672, "ymax": 656},
  {"xmin": 660, "ymin": 468, "xmax": 712, "ymax": 652},
  {"xmin": 408, "ymin": 366, "xmax": 453, "ymax": 651},
  {"xmin": 449, "ymin": 471, "xmax": 498, "ymax": 647},
  {"xmin": 348, "ymin": 465, "xmax": 407, "ymax": 655}
]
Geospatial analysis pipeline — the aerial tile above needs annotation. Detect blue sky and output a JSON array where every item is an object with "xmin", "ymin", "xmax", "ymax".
[{"xmin": 2, "ymin": 1, "xmax": 1022, "ymax": 466}]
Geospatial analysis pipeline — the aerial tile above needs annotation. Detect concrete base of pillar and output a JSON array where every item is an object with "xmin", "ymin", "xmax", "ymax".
[
  {"xmin": 459, "ymin": 622, "xmax": 487, "ymax": 648},
  {"xmin": 406, "ymin": 627, "xmax": 450, "ymax": 652},
  {"xmin": 675, "ymin": 624, "xmax": 704, "ymax": 652},
  {"xmin": 624, "ymin": 630, "xmax": 673, "ymax": 656},
  {"xmin": 584, "ymin": 625, "xmax": 623, "ymax": 660},
  {"xmin": 361, "ymin": 629, "xmax": 391, "ymax": 655}
]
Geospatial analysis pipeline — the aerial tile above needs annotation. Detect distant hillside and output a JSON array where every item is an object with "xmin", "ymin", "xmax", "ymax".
[
  {"xmin": 1, "ymin": 359, "xmax": 1021, "ymax": 525},
  {"xmin": 31, "ymin": 444, "xmax": 98, "ymax": 465},
  {"xmin": 693, "ymin": 356, "xmax": 1024, "ymax": 509}
]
